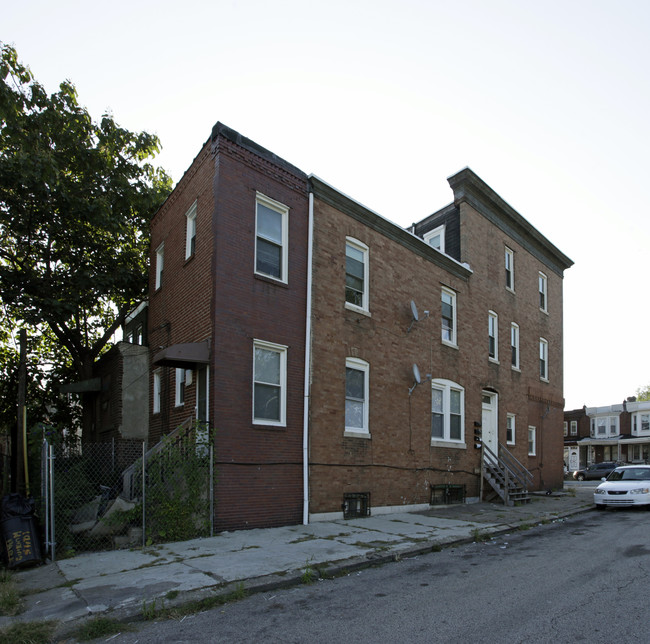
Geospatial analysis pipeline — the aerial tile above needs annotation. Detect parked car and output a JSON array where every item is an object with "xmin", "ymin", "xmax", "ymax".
[
  {"xmin": 594, "ymin": 465, "xmax": 650, "ymax": 509},
  {"xmin": 573, "ymin": 461, "xmax": 619, "ymax": 481}
]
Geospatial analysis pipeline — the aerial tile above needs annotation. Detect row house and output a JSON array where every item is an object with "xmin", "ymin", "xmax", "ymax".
[
  {"xmin": 145, "ymin": 123, "xmax": 573, "ymax": 531},
  {"xmin": 564, "ymin": 399, "xmax": 650, "ymax": 471}
]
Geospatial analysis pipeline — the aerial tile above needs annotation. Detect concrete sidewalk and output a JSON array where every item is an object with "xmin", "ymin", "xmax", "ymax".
[{"xmin": 0, "ymin": 483, "xmax": 594, "ymax": 637}]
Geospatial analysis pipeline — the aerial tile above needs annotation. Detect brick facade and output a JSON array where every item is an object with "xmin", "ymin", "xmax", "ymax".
[{"xmin": 146, "ymin": 123, "xmax": 572, "ymax": 530}]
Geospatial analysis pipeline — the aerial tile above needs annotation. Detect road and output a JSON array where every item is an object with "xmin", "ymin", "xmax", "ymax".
[{"xmin": 100, "ymin": 507, "xmax": 649, "ymax": 643}]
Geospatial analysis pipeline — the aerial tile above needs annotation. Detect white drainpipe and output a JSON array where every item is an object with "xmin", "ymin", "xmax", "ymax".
[{"xmin": 302, "ymin": 191, "xmax": 314, "ymax": 524}]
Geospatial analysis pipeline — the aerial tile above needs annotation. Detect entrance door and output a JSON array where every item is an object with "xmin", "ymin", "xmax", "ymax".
[{"xmin": 481, "ymin": 392, "xmax": 498, "ymax": 455}]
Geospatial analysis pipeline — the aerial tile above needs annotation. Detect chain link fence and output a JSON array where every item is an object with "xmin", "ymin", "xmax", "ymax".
[{"xmin": 40, "ymin": 424, "xmax": 214, "ymax": 560}]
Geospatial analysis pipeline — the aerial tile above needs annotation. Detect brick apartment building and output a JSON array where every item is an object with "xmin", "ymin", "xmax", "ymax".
[{"xmin": 145, "ymin": 123, "xmax": 573, "ymax": 531}]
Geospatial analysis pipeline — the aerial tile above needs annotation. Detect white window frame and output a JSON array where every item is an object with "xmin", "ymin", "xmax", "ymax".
[
  {"xmin": 539, "ymin": 337, "xmax": 549, "ymax": 381},
  {"xmin": 511, "ymin": 323, "xmax": 520, "ymax": 370},
  {"xmin": 441, "ymin": 287, "xmax": 457, "ymax": 347},
  {"xmin": 345, "ymin": 237, "xmax": 370, "ymax": 314},
  {"xmin": 563, "ymin": 421, "xmax": 568, "ymax": 437},
  {"xmin": 253, "ymin": 339, "xmax": 287, "ymax": 426},
  {"xmin": 153, "ymin": 369, "xmax": 161, "ymax": 414},
  {"xmin": 185, "ymin": 200, "xmax": 197, "ymax": 260},
  {"xmin": 505, "ymin": 246, "xmax": 515, "ymax": 291},
  {"xmin": 345, "ymin": 357, "xmax": 370, "ymax": 438},
  {"xmin": 155, "ymin": 242, "xmax": 164, "ymax": 290},
  {"xmin": 488, "ymin": 311, "xmax": 498, "ymax": 362},
  {"xmin": 431, "ymin": 379, "xmax": 465, "ymax": 447},
  {"xmin": 255, "ymin": 193, "xmax": 289, "ymax": 283},
  {"xmin": 538, "ymin": 272, "xmax": 548, "ymax": 313},
  {"xmin": 570, "ymin": 420, "xmax": 577, "ymax": 436},
  {"xmin": 506, "ymin": 413, "xmax": 516, "ymax": 445},
  {"xmin": 528, "ymin": 426, "xmax": 536, "ymax": 456},
  {"xmin": 423, "ymin": 224, "xmax": 445, "ymax": 253},
  {"xmin": 175, "ymin": 368, "xmax": 186, "ymax": 407}
]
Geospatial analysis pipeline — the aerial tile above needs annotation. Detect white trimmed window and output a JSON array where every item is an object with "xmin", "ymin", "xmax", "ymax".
[
  {"xmin": 155, "ymin": 243, "xmax": 164, "ymax": 290},
  {"xmin": 431, "ymin": 379, "xmax": 464, "ymax": 445},
  {"xmin": 528, "ymin": 426, "xmax": 536, "ymax": 456},
  {"xmin": 511, "ymin": 323, "xmax": 520, "ymax": 370},
  {"xmin": 505, "ymin": 247, "xmax": 514, "ymax": 291},
  {"xmin": 591, "ymin": 416, "xmax": 619, "ymax": 437},
  {"xmin": 539, "ymin": 272, "xmax": 548, "ymax": 312},
  {"xmin": 488, "ymin": 311, "xmax": 498, "ymax": 362},
  {"xmin": 153, "ymin": 369, "xmax": 161, "ymax": 414},
  {"xmin": 570, "ymin": 420, "xmax": 578, "ymax": 436},
  {"xmin": 441, "ymin": 287, "xmax": 457, "ymax": 346},
  {"xmin": 345, "ymin": 238, "xmax": 369, "ymax": 312},
  {"xmin": 185, "ymin": 200, "xmax": 197, "ymax": 259},
  {"xmin": 345, "ymin": 357, "xmax": 370, "ymax": 436},
  {"xmin": 539, "ymin": 337, "xmax": 549, "ymax": 381},
  {"xmin": 506, "ymin": 414, "xmax": 515, "ymax": 445},
  {"xmin": 253, "ymin": 340, "xmax": 287, "ymax": 426},
  {"xmin": 175, "ymin": 368, "xmax": 186, "ymax": 407},
  {"xmin": 424, "ymin": 224, "xmax": 445, "ymax": 253},
  {"xmin": 563, "ymin": 421, "xmax": 568, "ymax": 437},
  {"xmin": 255, "ymin": 193, "xmax": 289, "ymax": 282}
]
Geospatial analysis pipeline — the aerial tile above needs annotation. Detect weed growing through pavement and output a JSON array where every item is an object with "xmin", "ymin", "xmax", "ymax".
[
  {"xmin": 73, "ymin": 616, "xmax": 134, "ymax": 641},
  {"xmin": 471, "ymin": 528, "xmax": 490, "ymax": 542},
  {"xmin": 0, "ymin": 620, "xmax": 56, "ymax": 644}
]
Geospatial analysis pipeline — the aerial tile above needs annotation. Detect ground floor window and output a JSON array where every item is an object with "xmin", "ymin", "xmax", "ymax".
[{"xmin": 528, "ymin": 426, "xmax": 536, "ymax": 456}]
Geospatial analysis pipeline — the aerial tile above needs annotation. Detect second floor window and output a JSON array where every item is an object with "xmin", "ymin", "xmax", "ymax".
[
  {"xmin": 505, "ymin": 247, "xmax": 514, "ymax": 291},
  {"xmin": 155, "ymin": 243, "xmax": 164, "ymax": 290},
  {"xmin": 511, "ymin": 323, "xmax": 519, "ymax": 369},
  {"xmin": 570, "ymin": 420, "xmax": 578, "ymax": 435},
  {"xmin": 255, "ymin": 194, "xmax": 288, "ymax": 282},
  {"xmin": 488, "ymin": 311, "xmax": 498, "ymax": 361},
  {"xmin": 345, "ymin": 238, "xmax": 369, "ymax": 312},
  {"xmin": 185, "ymin": 200, "xmax": 197, "ymax": 259},
  {"xmin": 539, "ymin": 338, "xmax": 549, "ymax": 381},
  {"xmin": 441, "ymin": 287, "xmax": 457, "ymax": 346}
]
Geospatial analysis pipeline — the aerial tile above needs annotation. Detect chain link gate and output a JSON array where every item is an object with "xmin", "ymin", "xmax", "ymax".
[{"xmin": 40, "ymin": 427, "xmax": 214, "ymax": 560}]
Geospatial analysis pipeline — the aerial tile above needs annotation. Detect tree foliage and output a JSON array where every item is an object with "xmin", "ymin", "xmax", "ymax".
[
  {"xmin": 635, "ymin": 385, "xmax": 650, "ymax": 402},
  {"xmin": 0, "ymin": 43, "xmax": 171, "ymax": 386}
]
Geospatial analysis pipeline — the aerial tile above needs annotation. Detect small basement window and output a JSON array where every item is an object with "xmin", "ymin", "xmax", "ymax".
[{"xmin": 342, "ymin": 492, "xmax": 371, "ymax": 519}]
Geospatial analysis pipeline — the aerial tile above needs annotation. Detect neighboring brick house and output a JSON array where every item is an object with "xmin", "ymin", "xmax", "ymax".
[
  {"xmin": 564, "ymin": 399, "xmax": 650, "ymax": 471},
  {"xmin": 147, "ymin": 123, "xmax": 573, "ymax": 531}
]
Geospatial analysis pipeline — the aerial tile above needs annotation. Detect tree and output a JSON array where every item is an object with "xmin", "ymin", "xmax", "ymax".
[
  {"xmin": 0, "ymin": 43, "xmax": 172, "ymax": 437},
  {"xmin": 635, "ymin": 385, "xmax": 650, "ymax": 402}
]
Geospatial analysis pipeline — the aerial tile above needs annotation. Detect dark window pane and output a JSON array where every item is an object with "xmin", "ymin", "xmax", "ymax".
[
  {"xmin": 257, "ymin": 238, "xmax": 281, "ymax": 278},
  {"xmin": 254, "ymin": 383, "xmax": 280, "ymax": 421}
]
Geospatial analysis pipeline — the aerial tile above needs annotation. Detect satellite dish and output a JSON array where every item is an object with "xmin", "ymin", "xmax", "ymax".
[
  {"xmin": 413, "ymin": 363, "xmax": 421, "ymax": 384},
  {"xmin": 410, "ymin": 300, "xmax": 419, "ymax": 322}
]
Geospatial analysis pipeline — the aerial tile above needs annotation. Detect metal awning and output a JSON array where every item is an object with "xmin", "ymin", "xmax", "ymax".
[{"xmin": 153, "ymin": 341, "xmax": 210, "ymax": 368}]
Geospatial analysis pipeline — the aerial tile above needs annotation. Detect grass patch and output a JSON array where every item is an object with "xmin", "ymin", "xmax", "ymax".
[
  {"xmin": 0, "ymin": 620, "xmax": 57, "ymax": 644},
  {"xmin": 166, "ymin": 590, "xmax": 180, "ymax": 600},
  {"xmin": 289, "ymin": 535, "xmax": 316, "ymax": 544},
  {"xmin": 518, "ymin": 523, "xmax": 532, "ymax": 531},
  {"xmin": 0, "ymin": 571, "xmax": 21, "ymax": 617},
  {"xmin": 471, "ymin": 528, "xmax": 490, "ymax": 542},
  {"xmin": 73, "ymin": 616, "xmax": 134, "ymax": 641}
]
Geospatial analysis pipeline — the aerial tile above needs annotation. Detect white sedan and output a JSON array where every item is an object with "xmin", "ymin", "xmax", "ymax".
[{"xmin": 594, "ymin": 465, "xmax": 650, "ymax": 509}]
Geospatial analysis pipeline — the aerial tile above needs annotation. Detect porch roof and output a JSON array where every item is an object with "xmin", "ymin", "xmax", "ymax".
[{"xmin": 153, "ymin": 341, "xmax": 210, "ymax": 369}]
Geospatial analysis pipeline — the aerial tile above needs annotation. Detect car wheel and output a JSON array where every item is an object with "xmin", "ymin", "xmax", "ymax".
[
  {"xmin": 577, "ymin": 474, "xmax": 585, "ymax": 481},
  {"xmin": 595, "ymin": 504, "xmax": 606, "ymax": 511}
]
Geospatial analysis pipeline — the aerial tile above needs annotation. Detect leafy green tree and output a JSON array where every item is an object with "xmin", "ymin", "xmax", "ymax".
[
  {"xmin": 0, "ymin": 43, "xmax": 171, "ymax": 437},
  {"xmin": 635, "ymin": 385, "xmax": 650, "ymax": 402}
]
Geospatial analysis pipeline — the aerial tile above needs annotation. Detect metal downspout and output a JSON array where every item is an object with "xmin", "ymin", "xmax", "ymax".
[{"xmin": 302, "ymin": 191, "xmax": 314, "ymax": 525}]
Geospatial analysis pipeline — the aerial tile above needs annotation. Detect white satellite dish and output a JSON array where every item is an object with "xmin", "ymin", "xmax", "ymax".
[
  {"xmin": 412, "ymin": 363, "xmax": 421, "ymax": 384},
  {"xmin": 410, "ymin": 300, "xmax": 419, "ymax": 322}
]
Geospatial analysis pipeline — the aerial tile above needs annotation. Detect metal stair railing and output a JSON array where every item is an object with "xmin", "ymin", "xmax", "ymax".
[{"xmin": 482, "ymin": 442, "xmax": 533, "ymax": 506}]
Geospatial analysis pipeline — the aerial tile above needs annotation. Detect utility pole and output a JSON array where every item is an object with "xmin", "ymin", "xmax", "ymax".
[{"xmin": 16, "ymin": 328, "xmax": 27, "ymax": 495}]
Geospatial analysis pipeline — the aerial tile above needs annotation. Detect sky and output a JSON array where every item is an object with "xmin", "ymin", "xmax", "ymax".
[{"xmin": 3, "ymin": 0, "xmax": 650, "ymax": 410}]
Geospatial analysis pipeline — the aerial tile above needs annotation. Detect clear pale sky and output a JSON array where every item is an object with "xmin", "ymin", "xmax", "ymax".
[{"xmin": 4, "ymin": 0, "xmax": 650, "ymax": 410}]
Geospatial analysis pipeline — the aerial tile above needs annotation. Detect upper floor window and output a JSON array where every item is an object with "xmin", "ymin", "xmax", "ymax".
[
  {"xmin": 488, "ymin": 311, "xmax": 498, "ymax": 362},
  {"xmin": 345, "ymin": 238, "xmax": 369, "ymax": 312},
  {"xmin": 570, "ymin": 420, "xmax": 578, "ymax": 435},
  {"xmin": 538, "ymin": 272, "xmax": 548, "ymax": 312},
  {"xmin": 591, "ymin": 416, "xmax": 619, "ymax": 437},
  {"xmin": 505, "ymin": 247, "xmax": 514, "ymax": 291},
  {"xmin": 153, "ymin": 369, "xmax": 161, "ymax": 414},
  {"xmin": 563, "ymin": 421, "xmax": 568, "ymax": 437},
  {"xmin": 345, "ymin": 357, "xmax": 370, "ymax": 437},
  {"xmin": 632, "ymin": 413, "xmax": 650, "ymax": 435},
  {"xmin": 539, "ymin": 337, "xmax": 549, "ymax": 381},
  {"xmin": 506, "ymin": 413, "xmax": 516, "ymax": 445},
  {"xmin": 431, "ymin": 379, "xmax": 464, "ymax": 444},
  {"xmin": 185, "ymin": 200, "xmax": 197, "ymax": 260},
  {"xmin": 441, "ymin": 287, "xmax": 457, "ymax": 346},
  {"xmin": 253, "ymin": 340, "xmax": 287, "ymax": 426},
  {"xmin": 511, "ymin": 323, "xmax": 520, "ymax": 370},
  {"xmin": 155, "ymin": 243, "xmax": 164, "ymax": 290},
  {"xmin": 528, "ymin": 426, "xmax": 536, "ymax": 456},
  {"xmin": 255, "ymin": 193, "xmax": 289, "ymax": 282},
  {"xmin": 424, "ymin": 224, "xmax": 445, "ymax": 253}
]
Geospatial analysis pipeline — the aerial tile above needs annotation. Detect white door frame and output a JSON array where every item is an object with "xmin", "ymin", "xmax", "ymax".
[{"xmin": 481, "ymin": 391, "xmax": 499, "ymax": 455}]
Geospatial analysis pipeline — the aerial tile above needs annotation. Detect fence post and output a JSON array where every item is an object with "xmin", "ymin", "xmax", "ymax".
[
  {"xmin": 49, "ymin": 442, "xmax": 56, "ymax": 562},
  {"xmin": 141, "ymin": 441, "xmax": 146, "ymax": 548},
  {"xmin": 209, "ymin": 444, "xmax": 214, "ymax": 538}
]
